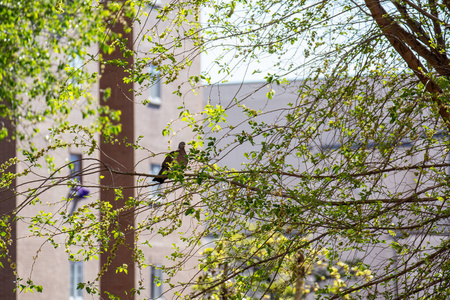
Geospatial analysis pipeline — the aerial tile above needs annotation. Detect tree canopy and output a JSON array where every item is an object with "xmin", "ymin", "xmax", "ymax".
[
  {"xmin": 1, "ymin": 0, "xmax": 450, "ymax": 299},
  {"xmin": 189, "ymin": 0, "xmax": 450, "ymax": 298}
]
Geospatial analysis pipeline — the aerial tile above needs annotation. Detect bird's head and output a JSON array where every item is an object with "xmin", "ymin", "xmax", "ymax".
[{"xmin": 178, "ymin": 142, "xmax": 186, "ymax": 149}]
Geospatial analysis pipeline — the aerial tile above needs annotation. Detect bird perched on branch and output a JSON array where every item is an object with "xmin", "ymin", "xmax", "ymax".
[{"xmin": 153, "ymin": 142, "xmax": 188, "ymax": 184}]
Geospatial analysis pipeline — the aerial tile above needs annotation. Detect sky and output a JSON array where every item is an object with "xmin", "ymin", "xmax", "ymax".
[{"xmin": 199, "ymin": 5, "xmax": 307, "ymax": 84}]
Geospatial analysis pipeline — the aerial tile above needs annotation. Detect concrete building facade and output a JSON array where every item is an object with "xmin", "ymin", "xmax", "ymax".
[
  {"xmin": 204, "ymin": 80, "xmax": 450, "ymax": 298},
  {"xmin": 0, "ymin": 2, "xmax": 203, "ymax": 300}
]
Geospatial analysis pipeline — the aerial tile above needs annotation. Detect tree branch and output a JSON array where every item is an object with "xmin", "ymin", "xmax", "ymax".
[
  {"xmin": 331, "ymin": 241, "xmax": 450, "ymax": 299},
  {"xmin": 365, "ymin": 0, "xmax": 450, "ymax": 130}
]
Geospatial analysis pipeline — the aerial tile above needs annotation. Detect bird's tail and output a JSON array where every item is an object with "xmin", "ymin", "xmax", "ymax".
[{"xmin": 153, "ymin": 177, "xmax": 165, "ymax": 184}]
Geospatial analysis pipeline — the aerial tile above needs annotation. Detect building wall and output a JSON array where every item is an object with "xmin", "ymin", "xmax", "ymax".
[
  {"xmin": 132, "ymin": 1, "xmax": 204, "ymax": 297},
  {"xmin": 0, "ymin": 115, "xmax": 17, "ymax": 300},
  {"xmin": 15, "ymin": 55, "xmax": 101, "ymax": 299},
  {"xmin": 9, "ymin": 2, "xmax": 204, "ymax": 299},
  {"xmin": 203, "ymin": 80, "xmax": 449, "ymax": 297}
]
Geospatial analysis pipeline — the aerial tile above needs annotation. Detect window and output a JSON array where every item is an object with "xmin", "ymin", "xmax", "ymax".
[
  {"xmin": 69, "ymin": 153, "xmax": 82, "ymax": 184},
  {"xmin": 447, "ymin": 151, "xmax": 450, "ymax": 175},
  {"xmin": 151, "ymin": 265, "xmax": 163, "ymax": 299},
  {"xmin": 147, "ymin": 0, "xmax": 162, "ymax": 9},
  {"xmin": 69, "ymin": 154, "xmax": 83, "ymax": 215},
  {"xmin": 68, "ymin": 56, "xmax": 83, "ymax": 85},
  {"xmin": 148, "ymin": 65, "xmax": 161, "ymax": 106},
  {"xmin": 70, "ymin": 261, "xmax": 83, "ymax": 300},
  {"xmin": 69, "ymin": 56, "xmax": 83, "ymax": 70},
  {"xmin": 150, "ymin": 163, "xmax": 162, "ymax": 200}
]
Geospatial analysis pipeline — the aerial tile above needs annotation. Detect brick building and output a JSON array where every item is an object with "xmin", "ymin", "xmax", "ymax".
[{"xmin": 0, "ymin": 2, "xmax": 202, "ymax": 299}]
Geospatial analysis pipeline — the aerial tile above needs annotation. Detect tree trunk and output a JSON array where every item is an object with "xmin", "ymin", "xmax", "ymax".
[
  {"xmin": 365, "ymin": 0, "xmax": 450, "ymax": 131},
  {"xmin": 294, "ymin": 251, "xmax": 305, "ymax": 300},
  {"xmin": 221, "ymin": 262, "xmax": 229, "ymax": 300}
]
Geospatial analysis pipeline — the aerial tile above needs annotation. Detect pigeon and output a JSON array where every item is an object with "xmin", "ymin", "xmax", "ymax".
[{"xmin": 153, "ymin": 142, "xmax": 188, "ymax": 184}]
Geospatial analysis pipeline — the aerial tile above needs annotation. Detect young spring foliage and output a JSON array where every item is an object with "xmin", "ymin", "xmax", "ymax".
[{"xmin": 2, "ymin": 0, "xmax": 450, "ymax": 299}]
